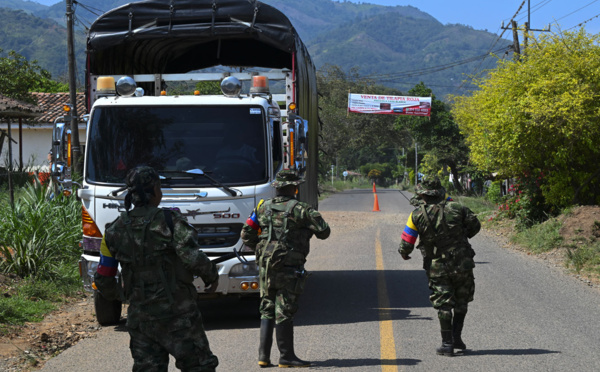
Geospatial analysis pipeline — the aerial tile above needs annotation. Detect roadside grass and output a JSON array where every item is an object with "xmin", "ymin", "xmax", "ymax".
[
  {"xmin": 319, "ymin": 178, "xmax": 375, "ymax": 200},
  {"xmin": 454, "ymin": 195, "xmax": 495, "ymax": 220},
  {"xmin": 566, "ymin": 242, "xmax": 600, "ymax": 275},
  {"xmin": 0, "ymin": 177, "xmax": 83, "ymax": 327},
  {"xmin": 511, "ymin": 217, "xmax": 563, "ymax": 253}
]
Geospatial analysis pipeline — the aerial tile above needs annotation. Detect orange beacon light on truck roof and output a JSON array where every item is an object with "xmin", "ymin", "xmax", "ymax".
[{"xmin": 250, "ymin": 75, "xmax": 269, "ymax": 94}]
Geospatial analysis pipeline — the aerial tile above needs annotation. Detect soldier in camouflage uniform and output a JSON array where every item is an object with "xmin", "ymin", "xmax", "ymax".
[
  {"xmin": 399, "ymin": 177, "xmax": 480, "ymax": 357},
  {"xmin": 241, "ymin": 170, "xmax": 330, "ymax": 368},
  {"xmin": 94, "ymin": 166, "xmax": 219, "ymax": 372}
]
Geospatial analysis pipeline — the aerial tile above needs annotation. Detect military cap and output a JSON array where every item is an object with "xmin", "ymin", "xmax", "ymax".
[
  {"xmin": 416, "ymin": 176, "xmax": 444, "ymax": 196},
  {"xmin": 125, "ymin": 166, "xmax": 160, "ymax": 206},
  {"xmin": 271, "ymin": 169, "xmax": 305, "ymax": 188}
]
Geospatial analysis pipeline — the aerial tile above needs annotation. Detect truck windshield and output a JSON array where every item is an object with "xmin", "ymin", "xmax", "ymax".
[{"xmin": 86, "ymin": 105, "xmax": 268, "ymax": 186}]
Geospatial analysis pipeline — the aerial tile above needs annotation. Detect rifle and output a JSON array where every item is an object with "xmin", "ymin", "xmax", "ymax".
[{"xmin": 208, "ymin": 247, "xmax": 252, "ymax": 265}]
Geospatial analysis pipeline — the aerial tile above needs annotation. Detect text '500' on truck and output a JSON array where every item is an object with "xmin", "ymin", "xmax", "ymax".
[{"xmin": 51, "ymin": 0, "xmax": 319, "ymax": 325}]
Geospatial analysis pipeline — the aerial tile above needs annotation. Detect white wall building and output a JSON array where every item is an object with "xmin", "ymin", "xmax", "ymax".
[{"xmin": 0, "ymin": 92, "xmax": 86, "ymax": 172}]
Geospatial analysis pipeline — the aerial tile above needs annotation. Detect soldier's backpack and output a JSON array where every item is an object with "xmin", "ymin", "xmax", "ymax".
[
  {"xmin": 259, "ymin": 198, "xmax": 299, "ymax": 270},
  {"xmin": 117, "ymin": 208, "xmax": 191, "ymax": 318},
  {"xmin": 417, "ymin": 200, "xmax": 470, "ymax": 259}
]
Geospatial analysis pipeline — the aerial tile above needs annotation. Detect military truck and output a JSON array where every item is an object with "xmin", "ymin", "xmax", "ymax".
[{"xmin": 52, "ymin": 0, "xmax": 318, "ymax": 325}]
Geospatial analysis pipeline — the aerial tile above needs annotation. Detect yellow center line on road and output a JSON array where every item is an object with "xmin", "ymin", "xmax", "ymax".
[{"xmin": 375, "ymin": 228, "xmax": 399, "ymax": 372}]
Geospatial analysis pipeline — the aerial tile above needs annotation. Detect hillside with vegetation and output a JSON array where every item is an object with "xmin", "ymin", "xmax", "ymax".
[
  {"xmin": 0, "ymin": 0, "xmax": 507, "ymax": 98},
  {"xmin": 0, "ymin": 7, "xmax": 85, "ymax": 83}
]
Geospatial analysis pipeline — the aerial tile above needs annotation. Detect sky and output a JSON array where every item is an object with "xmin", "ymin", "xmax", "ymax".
[{"xmin": 347, "ymin": 0, "xmax": 600, "ymax": 35}]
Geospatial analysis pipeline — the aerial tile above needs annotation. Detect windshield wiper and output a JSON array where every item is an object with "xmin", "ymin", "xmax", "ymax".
[{"xmin": 160, "ymin": 169, "xmax": 237, "ymax": 197}]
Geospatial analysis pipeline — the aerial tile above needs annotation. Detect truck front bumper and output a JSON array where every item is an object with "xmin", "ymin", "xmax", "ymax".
[{"xmin": 79, "ymin": 254, "xmax": 260, "ymax": 296}]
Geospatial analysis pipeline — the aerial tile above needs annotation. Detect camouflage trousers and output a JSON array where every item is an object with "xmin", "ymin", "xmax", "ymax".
[
  {"xmin": 428, "ymin": 269, "xmax": 475, "ymax": 313},
  {"xmin": 128, "ymin": 310, "xmax": 218, "ymax": 372},
  {"xmin": 259, "ymin": 265, "xmax": 307, "ymax": 324}
]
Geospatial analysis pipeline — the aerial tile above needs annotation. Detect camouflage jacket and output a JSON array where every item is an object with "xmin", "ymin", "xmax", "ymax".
[
  {"xmin": 399, "ymin": 200, "xmax": 480, "ymax": 277},
  {"xmin": 241, "ymin": 196, "xmax": 330, "ymax": 264},
  {"xmin": 94, "ymin": 206, "xmax": 218, "ymax": 325}
]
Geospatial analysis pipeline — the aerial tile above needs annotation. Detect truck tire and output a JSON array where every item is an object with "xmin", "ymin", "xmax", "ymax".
[{"xmin": 94, "ymin": 290, "xmax": 122, "ymax": 326}]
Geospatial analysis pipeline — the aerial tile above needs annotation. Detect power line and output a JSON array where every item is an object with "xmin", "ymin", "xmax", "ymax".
[
  {"xmin": 555, "ymin": 0, "xmax": 600, "ymax": 22},
  {"xmin": 360, "ymin": 46, "xmax": 511, "ymax": 82},
  {"xmin": 516, "ymin": 0, "xmax": 553, "ymax": 23},
  {"xmin": 454, "ymin": 1, "xmax": 527, "ymax": 94},
  {"xmin": 566, "ymin": 12, "xmax": 600, "ymax": 30},
  {"xmin": 73, "ymin": 0, "xmax": 104, "ymax": 17}
]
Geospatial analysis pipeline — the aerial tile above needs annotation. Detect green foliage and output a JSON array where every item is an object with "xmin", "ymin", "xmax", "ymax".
[
  {"xmin": 0, "ymin": 179, "xmax": 81, "ymax": 279},
  {"xmin": 453, "ymin": 29, "xmax": 600, "ymax": 209},
  {"xmin": 317, "ymin": 65, "xmax": 409, "ymax": 182},
  {"xmin": 484, "ymin": 180, "xmax": 503, "ymax": 204},
  {"xmin": 409, "ymin": 170, "xmax": 415, "ymax": 185},
  {"xmin": 367, "ymin": 168, "xmax": 382, "ymax": 181},
  {"xmin": 396, "ymin": 82, "xmax": 470, "ymax": 194},
  {"xmin": 195, "ymin": 81, "xmax": 222, "ymax": 95},
  {"xmin": 0, "ymin": 49, "xmax": 54, "ymax": 102},
  {"xmin": 493, "ymin": 174, "xmax": 557, "ymax": 229}
]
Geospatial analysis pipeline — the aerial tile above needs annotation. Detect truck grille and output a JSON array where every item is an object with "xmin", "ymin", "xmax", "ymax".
[{"xmin": 192, "ymin": 223, "xmax": 243, "ymax": 248}]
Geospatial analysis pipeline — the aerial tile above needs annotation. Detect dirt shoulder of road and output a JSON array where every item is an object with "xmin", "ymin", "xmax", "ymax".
[
  {"xmin": 1, "ymin": 206, "xmax": 599, "ymax": 371},
  {"xmin": 0, "ymin": 292, "xmax": 98, "ymax": 371},
  {"xmin": 480, "ymin": 205, "xmax": 600, "ymax": 289}
]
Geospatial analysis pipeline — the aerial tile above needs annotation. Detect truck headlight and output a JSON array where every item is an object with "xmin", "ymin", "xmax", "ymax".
[{"xmin": 229, "ymin": 263, "xmax": 259, "ymax": 277}]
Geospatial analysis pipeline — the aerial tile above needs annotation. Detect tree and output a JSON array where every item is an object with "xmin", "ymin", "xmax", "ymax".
[
  {"xmin": 0, "ymin": 49, "xmax": 67, "ymax": 103},
  {"xmin": 395, "ymin": 82, "xmax": 470, "ymax": 192},
  {"xmin": 317, "ymin": 64, "xmax": 411, "ymax": 179},
  {"xmin": 453, "ymin": 29, "xmax": 600, "ymax": 207}
]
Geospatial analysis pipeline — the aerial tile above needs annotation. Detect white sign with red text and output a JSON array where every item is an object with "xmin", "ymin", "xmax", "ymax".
[{"xmin": 348, "ymin": 93, "xmax": 431, "ymax": 116}]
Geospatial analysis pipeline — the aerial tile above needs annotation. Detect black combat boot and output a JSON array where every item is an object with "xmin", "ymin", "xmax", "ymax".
[
  {"xmin": 259, "ymin": 318, "xmax": 275, "ymax": 367},
  {"xmin": 453, "ymin": 311, "xmax": 467, "ymax": 350},
  {"xmin": 276, "ymin": 320, "xmax": 310, "ymax": 368},
  {"xmin": 436, "ymin": 330, "xmax": 454, "ymax": 356}
]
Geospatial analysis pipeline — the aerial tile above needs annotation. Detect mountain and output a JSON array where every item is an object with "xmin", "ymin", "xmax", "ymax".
[
  {"xmin": 0, "ymin": 8, "xmax": 86, "ymax": 81},
  {"xmin": 0, "ymin": 0, "xmax": 509, "ymax": 98},
  {"xmin": 261, "ymin": 0, "xmax": 436, "ymax": 42},
  {"xmin": 29, "ymin": 0, "xmax": 57, "ymax": 5},
  {"xmin": 0, "ymin": 0, "xmax": 47, "ymax": 13}
]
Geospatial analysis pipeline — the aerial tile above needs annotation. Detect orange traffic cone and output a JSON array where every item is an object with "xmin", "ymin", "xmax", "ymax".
[
  {"xmin": 373, "ymin": 193, "xmax": 381, "ymax": 212},
  {"xmin": 373, "ymin": 182, "xmax": 377, "ymax": 193}
]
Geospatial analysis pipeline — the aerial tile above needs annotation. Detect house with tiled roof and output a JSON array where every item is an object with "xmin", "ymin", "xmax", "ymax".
[{"xmin": 0, "ymin": 92, "xmax": 86, "ymax": 170}]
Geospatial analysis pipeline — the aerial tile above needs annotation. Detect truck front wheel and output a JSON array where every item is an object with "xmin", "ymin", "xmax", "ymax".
[{"xmin": 94, "ymin": 290, "xmax": 122, "ymax": 326}]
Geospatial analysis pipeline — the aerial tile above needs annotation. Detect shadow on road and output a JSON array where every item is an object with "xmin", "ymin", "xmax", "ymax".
[
  {"xmin": 463, "ymin": 348, "xmax": 561, "ymax": 356},
  {"xmin": 199, "ymin": 296, "xmax": 260, "ymax": 330},
  {"xmin": 297, "ymin": 269, "xmax": 433, "ymax": 327},
  {"xmin": 311, "ymin": 357, "xmax": 421, "ymax": 368},
  {"xmin": 109, "ymin": 269, "xmax": 433, "ymax": 331}
]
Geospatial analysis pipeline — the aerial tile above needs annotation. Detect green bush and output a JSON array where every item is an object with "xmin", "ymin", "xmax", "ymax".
[
  {"xmin": 493, "ymin": 174, "xmax": 557, "ymax": 230},
  {"xmin": 0, "ymin": 179, "xmax": 81, "ymax": 279},
  {"xmin": 484, "ymin": 180, "xmax": 503, "ymax": 204}
]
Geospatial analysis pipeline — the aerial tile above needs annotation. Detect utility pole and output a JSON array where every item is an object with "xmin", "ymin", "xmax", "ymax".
[
  {"xmin": 66, "ymin": 0, "xmax": 81, "ymax": 174},
  {"xmin": 501, "ymin": 0, "xmax": 550, "ymax": 59},
  {"xmin": 414, "ymin": 142, "xmax": 418, "ymax": 186}
]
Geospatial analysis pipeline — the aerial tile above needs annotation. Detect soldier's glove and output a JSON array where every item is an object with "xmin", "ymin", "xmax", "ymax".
[
  {"xmin": 204, "ymin": 277, "xmax": 219, "ymax": 293},
  {"xmin": 401, "ymin": 253, "xmax": 411, "ymax": 261}
]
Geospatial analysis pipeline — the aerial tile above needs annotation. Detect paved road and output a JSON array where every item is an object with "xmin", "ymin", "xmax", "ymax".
[{"xmin": 42, "ymin": 189, "xmax": 600, "ymax": 371}]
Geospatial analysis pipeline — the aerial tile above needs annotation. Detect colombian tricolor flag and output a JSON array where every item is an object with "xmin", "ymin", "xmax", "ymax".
[
  {"xmin": 246, "ymin": 199, "xmax": 264, "ymax": 232},
  {"xmin": 97, "ymin": 237, "xmax": 118, "ymax": 277},
  {"xmin": 401, "ymin": 212, "xmax": 419, "ymax": 245}
]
